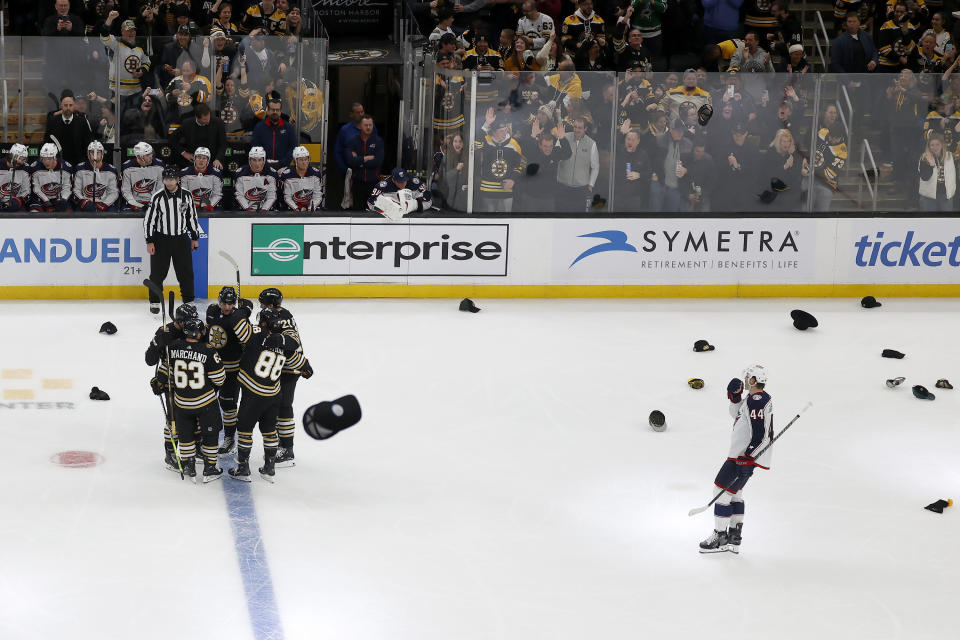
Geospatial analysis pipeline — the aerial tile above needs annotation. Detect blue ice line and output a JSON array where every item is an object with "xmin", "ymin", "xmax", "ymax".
[{"xmin": 221, "ymin": 460, "xmax": 285, "ymax": 640}]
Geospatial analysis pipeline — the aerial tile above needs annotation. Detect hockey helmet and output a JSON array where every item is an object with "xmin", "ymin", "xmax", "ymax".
[
  {"xmin": 174, "ymin": 303, "xmax": 199, "ymax": 323},
  {"xmin": 87, "ymin": 140, "xmax": 105, "ymax": 159},
  {"xmin": 258, "ymin": 287, "xmax": 283, "ymax": 308},
  {"xmin": 258, "ymin": 306, "xmax": 285, "ymax": 332},
  {"xmin": 263, "ymin": 332, "xmax": 285, "ymax": 351},
  {"xmin": 162, "ymin": 166, "xmax": 180, "ymax": 181},
  {"xmin": 8, "ymin": 143, "xmax": 28, "ymax": 161},
  {"xmin": 743, "ymin": 364, "xmax": 768, "ymax": 387},
  {"xmin": 249, "ymin": 146, "xmax": 266, "ymax": 159},
  {"xmin": 39, "ymin": 143, "xmax": 58, "ymax": 158},
  {"xmin": 181, "ymin": 317, "xmax": 205, "ymax": 340},
  {"xmin": 292, "ymin": 145, "xmax": 310, "ymax": 160},
  {"xmin": 218, "ymin": 286, "xmax": 238, "ymax": 305},
  {"xmin": 133, "ymin": 141, "xmax": 154, "ymax": 158},
  {"xmin": 194, "ymin": 146, "xmax": 211, "ymax": 158}
]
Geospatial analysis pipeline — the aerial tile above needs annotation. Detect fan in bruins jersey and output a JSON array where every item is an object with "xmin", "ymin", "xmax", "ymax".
[
  {"xmin": 147, "ymin": 303, "xmax": 200, "ymax": 469},
  {"xmin": 206, "ymin": 286, "xmax": 254, "ymax": 456},
  {"xmin": 258, "ymin": 288, "xmax": 313, "ymax": 469},
  {"xmin": 434, "ymin": 53, "xmax": 466, "ymax": 135},
  {"xmin": 231, "ymin": 309, "xmax": 305, "ymax": 483},
  {"xmin": 156, "ymin": 318, "xmax": 227, "ymax": 482}
]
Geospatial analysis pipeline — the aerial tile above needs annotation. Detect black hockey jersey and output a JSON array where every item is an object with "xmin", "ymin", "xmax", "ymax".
[
  {"xmin": 145, "ymin": 322, "xmax": 187, "ymax": 366},
  {"xmin": 157, "ymin": 339, "xmax": 226, "ymax": 410},
  {"xmin": 238, "ymin": 329, "xmax": 299, "ymax": 397},
  {"xmin": 206, "ymin": 303, "xmax": 253, "ymax": 371}
]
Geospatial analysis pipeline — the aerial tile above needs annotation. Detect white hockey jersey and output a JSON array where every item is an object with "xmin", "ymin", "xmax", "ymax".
[
  {"xmin": 727, "ymin": 390, "xmax": 773, "ymax": 469},
  {"xmin": 233, "ymin": 165, "xmax": 278, "ymax": 211},
  {"xmin": 278, "ymin": 165, "xmax": 323, "ymax": 211},
  {"xmin": 0, "ymin": 158, "xmax": 33, "ymax": 209},
  {"xmin": 73, "ymin": 162, "xmax": 120, "ymax": 209},
  {"xmin": 30, "ymin": 160, "xmax": 73, "ymax": 206},
  {"xmin": 121, "ymin": 158, "xmax": 165, "ymax": 209},
  {"xmin": 517, "ymin": 13, "xmax": 556, "ymax": 49},
  {"xmin": 100, "ymin": 33, "xmax": 152, "ymax": 97},
  {"xmin": 180, "ymin": 165, "xmax": 224, "ymax": 209}
]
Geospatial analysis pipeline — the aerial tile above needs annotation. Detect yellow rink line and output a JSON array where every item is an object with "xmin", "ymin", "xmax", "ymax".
[{"xmin": 2, "ymin": 284, "xmax": 960, "ymax": 299}]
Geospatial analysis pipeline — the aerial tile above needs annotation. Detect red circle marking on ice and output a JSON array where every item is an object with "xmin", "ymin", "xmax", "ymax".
[{"xmin": 51, "ymin": 451, "xmax": 104, "ymax": 468}]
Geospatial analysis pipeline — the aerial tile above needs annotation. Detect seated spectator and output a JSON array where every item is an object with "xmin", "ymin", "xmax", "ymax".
[
  {"xmin": 615, "ymin": 25, "xmax": 652, "ymax": 72},
  {"xmin": 30, "ymin": 143, "xmax": 73, "ymax": 212},
  {"xmin": 347, "ymin": 115, "xmax": 385, "ymax": 210},
  {"xmin": 244, "ymin": 31, "xmax": 289, "ymax": 90},
  {"xmin": 678, "ymin": 137, "xmax": 716, "ymax": 212},
  {"xmin": 499, "ymin": 28, "xmax": 517, "ymax": 61},
  {"xmin": 135, "ymin": 3, "xmax": 169, "ymax": 54},
  {"xmin": 918, "ymin": 132, "xmax": 956, "ymax": 210},
  {"xmin": 234, "ymin": 146, "xmax": 278, "ymax": 211},
  {"xmin": 766, "ymin": 128, "xmax": 804, "ymax": 210},
  {"xmin": 284, "ymin": 5, "xmax": 303, "ymax": 37},
  {"xmin": 251, "ymin": 96, "xmax": 295, "ymax": 170},
  {"xmin": 73, "ymin": 141, "xmax": 119, "ymax": 211},
  {"xmin": 518, "ymin": 0, "xmax": 555, "ymax": 50},
  {"xmin": 279, "ymin": 146, "xmax": 324, "ymax": 211},
  {"xmin": 613, "ymin": 127, "xmax": 652, "ymax": 212},
  {"xmin": 504, "ymin": 35, "xmax": 541, "ymax": 71},
  {"xmin": 562, "ymin": 0, "xmax": 607, "ymax": 55},
  {"xmin": 914, "ymin": 33, "xmax": 946, "ymax": 74},
  {"xmin": 463, "ymin": 33, "xmax": 503, "ymax": 70},
  {"xmin": 120, "ymin": 142, "xmax": 164, "ymax": 212},
  {"xmin": 171, "ymin": 104, "xmax": 227, "ymax": 169},
  {"xmin": 206, "ymin": 30, "xmax": 239, "ymax": 89},
  {"xmin": 0, "ymin": 144, "xmax": 32, "ymax": 211},
  {"xmin": 45, "ymin": 93, "xmax": 93, "ymax": 166},
  {"xmin": 830, "ymin": 13, "xmax": 878, "ymax": 73},
  {"xmin": 435, "ymin": 32, "xmax": 462, "ymax": 62},
  {"xmin": 729, "ymin": 31, "xmax": 775, "ymax": 72},
  {"xmin": 768, "ymin": 1, "xmax": 803, "ymax": 60},
  {"xmin": 574, "ymin": 37, "xmax": 610, "ymax": 70},
  {"xmin": 180, "ymin": 147, "xmax": 224, "ymax": 211}
]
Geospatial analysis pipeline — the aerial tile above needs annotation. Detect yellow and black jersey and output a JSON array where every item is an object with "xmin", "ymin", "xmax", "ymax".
[
  {"xmin": 834, "ymin": 0, "xmax": 869, "ymax": 22},
  {"xmin": 561, "ymin": 10, "xmax": 606, "ymax": 47},
  {"xmin": 661, "ymin": 85, "xmax": 711, "ymax": 120},
  {"xmin": 206, "ymin": 304, "xmax": 253, "ymax": 371},
  {"xmin": 279, "ymin": 330, "xmax": 306, "ymax": 375},
  {"xmin": 546, "ymin": 72, "xmax": 584, "ymax": 102},
  {"xmin": 240, "ymin": 3, "xmax": 287, "ymax": 34},
  {"xmin": 157, "ymin": 340, "xmax": 226, "ymax": 410},
  {"xmin": 743, "ymin": 0, "xmax": 777, "ymax": 29},
  {"xmin": 923, "ymin": 109, "xmax": 960, "ymax": 147},
  {"xmin": 617, "ymin": 79, "xmax": 654, "ymax": 132},
  {"xmin": 814, "ymin": 128, "xmax": 847, "ymax": 191},
  {"xmin": 434, "ymin": 73, "xmax": 466, "ymax": 132},
  {"xmin": 462, "ymin": 47, "xmax": 502, "ymax": 70},
  {"xmin": 238, "ymin": 331, "xmax": 299, "ymax": 397},
  {"xmin": 717, "ymin": 39, "xmax": 744, "ymax": 61},
  {"xmin": 878, "ymin": 20, "xmax": 919, "ymax": 68},
  {"xmin": 474, "ymin": 135, "xmax": 525, "ymax": 197}
]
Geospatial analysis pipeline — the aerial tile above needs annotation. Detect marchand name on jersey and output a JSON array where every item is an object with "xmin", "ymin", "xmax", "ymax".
[{"xmin": 170, "ymin": 348, "xmax": 209, "ymax": 363}]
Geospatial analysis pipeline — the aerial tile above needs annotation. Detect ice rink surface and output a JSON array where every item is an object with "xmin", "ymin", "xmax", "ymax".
[{"xmin": 2, "ymin": 296, "xmax": 959, "ymax": 640}]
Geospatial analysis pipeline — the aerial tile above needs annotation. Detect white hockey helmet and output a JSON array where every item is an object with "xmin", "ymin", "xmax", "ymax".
[
  {"xmin": 292, "ymin": 145, "xmax": 310, "ymax": 160},
  {"xmin": 743, "ymin": 364, "xmax": 768, "ymax": 387},
  {"xmin": 87, "ymin": 140, "xmax": 105, "ymax": 159},
  {"xmin": 9, "ymin": 143, "xmax": 28, "ymax": 161},
  {"xmin": 194, "ymin": 146, "xmax": 211, "ymax": 158},
  {"xmin": 133, "ymin": 141, "xmax": 154, "ymax": 157},
  {"xmin": 39, "ymin": 143, "xmax": 58, "ymax": 158},
  {"xmin": 249, "ymin": 146, "xmax": 266, "ymax": 159}
]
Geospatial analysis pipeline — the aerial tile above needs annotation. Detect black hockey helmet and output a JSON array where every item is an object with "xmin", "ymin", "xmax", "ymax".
[
  {"xmin": 263, "ymin": 332, "xmax": 285, "ymax": 351},
  {"xmin": 258, "ymin": 287, "xmax": 283, "ymax": 307},
  {"xmin": 162, "ymin": 166, "xmax": 180, "ymax": 180},
  {"xmin": 258, "ymin": 307, "xmax": 284, "ymax": 332},
  {"xmin": 218, "ymin": 286, "xmax": 238, "ymax": 305},
  {"xmin": 174, "ymin": 303, "xmax": 199, "ymax": 323},
  {"xmin": 182, "ymin": 317, "xmax": 205, "ymax": 339}
]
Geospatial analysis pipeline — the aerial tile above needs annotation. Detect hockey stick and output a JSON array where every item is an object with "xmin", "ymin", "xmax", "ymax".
[
  {"xmin": 168, "ymin": 289, "xmax": 175, "ymax": 320},
  {"xmin": 144, "ymin": 279, "xmax": 185, "ymax": 480},
  {"xmin": 687, "ymin": 401, "xmax": 812, "ymax": 517},
  {"xmin": 49, "ymin": 135, "xmax": 65, "ymax": 209},
  {"xmin": 218, "ymin": 250, "xmax": 241, "ymax": 299}
]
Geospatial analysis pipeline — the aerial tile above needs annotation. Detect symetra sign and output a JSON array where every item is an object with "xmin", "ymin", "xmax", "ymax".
[
  {"xmin": 853, "ymin": 232, "xmax": 960, "ymax": 267},
  {"xmin": 251, "ymin": 223, "xmax": 509, "ymax": 276}
]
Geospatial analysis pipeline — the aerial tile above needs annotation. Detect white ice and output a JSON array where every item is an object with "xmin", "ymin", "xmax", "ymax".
[{"xmin": 2, "ymin": 297, "xmax": 959, "ymax": 640}]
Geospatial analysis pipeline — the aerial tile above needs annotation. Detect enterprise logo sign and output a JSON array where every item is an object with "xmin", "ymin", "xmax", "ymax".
[{"xmin": 252, "ymin": 223, "xmax": 509, "ymax": 276}]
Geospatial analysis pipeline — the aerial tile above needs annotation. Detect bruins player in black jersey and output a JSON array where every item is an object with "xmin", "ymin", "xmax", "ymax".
[
  {"xmin": 206, "ymin": 286, "xmax": 254, "ymax": 456},
  {"xmin": 147, "ymin": 303, "xmax": 200, "ymax": 469},
  {"xmin": 231, "ymin": 308, "xmax": 304, "ymax": 482},
  {"xmin": 258, "ymin": 287, "xmax": 313, "ymax": 468},
  {"xmin": 156, "ymin": 318, "xmax": 227, "ymax": 482}
]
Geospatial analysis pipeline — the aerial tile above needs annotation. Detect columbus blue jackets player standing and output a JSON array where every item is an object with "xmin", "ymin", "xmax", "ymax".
[{"xmin": 700, "ymin": 364, "xmax": 773, "ymax": 554}]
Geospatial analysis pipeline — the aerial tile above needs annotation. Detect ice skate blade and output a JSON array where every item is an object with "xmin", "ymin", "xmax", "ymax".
[
  {"xmin": 699, "ymin": 546, "xmax": 729, "ymax": 554},
  {"xmin": 228, "ymin": 472, "xmax": 252, "ymax": 483},
  {"xmin": 727, "ymin": 545, "xmax": 739, "ymax": 554},
  {"xmin": 259, "ymin": 471, "xmax": 276, "ymax": 483},
  {"xmin": 203, "ymin": 473, "xmax": 223, "ymax": 484},
  {"xmin": 275, "ymin": 460, "xmax": 295, "ymax": 468}
]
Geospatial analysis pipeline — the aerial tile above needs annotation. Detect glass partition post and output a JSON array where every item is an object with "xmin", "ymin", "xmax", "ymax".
[{"xmin": 466, "ymin": 73, "xmax": 477, "ymax": 214}]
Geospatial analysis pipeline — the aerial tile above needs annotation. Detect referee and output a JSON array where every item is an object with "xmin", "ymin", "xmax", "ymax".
[{"xmin": 144, "ymin": 166, "xmax": 201, "ymax": 314}]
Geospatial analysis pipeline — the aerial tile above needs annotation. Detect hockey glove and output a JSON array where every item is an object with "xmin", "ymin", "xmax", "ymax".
[
  {"xmin": 300, "ymin": 359, "xmax": 314, "ymax": 379},
  {"xmin": 3, "ymin": 197, "xmax": 23, "ymax": 211},
  {"xmin": 239, "ymin": 298, "xmax": 254, "ymax": 314},
  {"xmin": 149, "ymin": 376, "xmax": 165, "ymax": 396},
  {"xmin": 727, "ymin": 378, "xmax": 743, "ymax": 403}
]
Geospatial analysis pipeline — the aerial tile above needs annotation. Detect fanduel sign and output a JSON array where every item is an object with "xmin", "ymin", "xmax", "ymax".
[
  {"xmin": 251, "ymin": 223, "xmax": 509, "ymax": 276},
  {"xmin": 0, "ymin": 237, "xmax": 142, "ymax": 264}
]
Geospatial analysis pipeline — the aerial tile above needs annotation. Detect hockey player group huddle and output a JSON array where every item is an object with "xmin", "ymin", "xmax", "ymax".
[
  {"xmin": 145, "ymin": 286, "xmax": 313, "ymax": 483},
  {"xmin": 0, "ymin": 140, "xmax": 323, "ymax": 213}
]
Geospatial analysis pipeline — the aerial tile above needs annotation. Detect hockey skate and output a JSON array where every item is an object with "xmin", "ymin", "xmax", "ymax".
[
  {"xmin": 727, "ymin": 523, "xmax": 742, "ymax": 554},
  {"xmin": 181, "ymin": 458, "xmax": 197, "ymax": 482},
  {"xmin": 228, "ymin": 460, "xmax": 251, "ymax": 482},
  {"xmin": 274, "ymin": 447, "xmax": 295, "ymax": 468},
  {"xmin": 259, "ymin": 456, "xmax": 276, "ymax": 483},
  {"xmin": 202, "ymin": 461, "xmax": 223, "ymax": 483},
  {"xmin": 699, "ymin": 530, "xmax": 729, "ymax": 554},
  {"xmin": 164, "ymin": 449, "xmax": 180, "ymax": 473},
  {"xmin": 218, "ymin": 435, "xmax": 236, "ymax": 456}
]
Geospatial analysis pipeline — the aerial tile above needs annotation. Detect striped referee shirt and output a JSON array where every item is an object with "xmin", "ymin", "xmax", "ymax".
[{"xmin": 143, "ymin": 187, "xmax": 201, "ymax": 242}]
